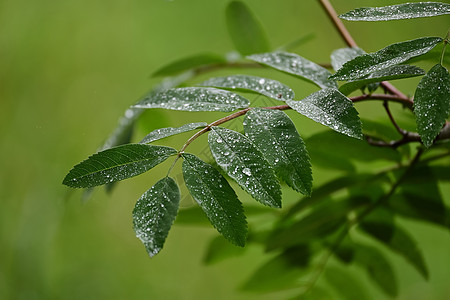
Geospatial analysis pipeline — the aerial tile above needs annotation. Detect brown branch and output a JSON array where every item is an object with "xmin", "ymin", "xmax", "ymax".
[
  {"xmin": 318, "ymin": 0, "xmax": 357, "ymax": 48},
  {"xmin": 351, "ymin": 93, "xmax": 413, "ymax": 108},
  {"xmin": 178, "ymin": 104, "xmax": 290, "ymax": 154},
  {"xmin": 317, "ymin": 0, "xmax": 408, "ymax": 100},
  {"xmin": 383, "ymin": 101, "xmax": 407, "ymax": 135}
]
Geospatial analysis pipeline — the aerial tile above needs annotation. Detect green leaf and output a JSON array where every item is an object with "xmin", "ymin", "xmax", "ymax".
[
  {"xmin": 247, "ymin": 51, "xmax": 337, "ymax": 89},
  {"xmin": 152, "ymin": 53, "xmax": 225, "ymax": 77},
  {"xmin": 199, "ymin": 75, "xmax": 294, "ymax": 101},
  {"xmin": 360, "ymin": 217, "xmax": 429, "ymax": 279},
  {"xmin": 388, "ymin": 165, "xmax": 449, "ymax": 228},
  {"xmin": 243, "ymin": 108, "xmax": 312, "ymax": 195},
  {"xmin": 354, "ymin": 244, "xmax": 398, "ymax": 297},
  {"xmin": 306, "ymin": 131, "xmax": 401, "ymax": 164},
  {"xmin": 203, "ymin": 236, "xmax": 247, "ymax": 265},
  {"xmin": 208, "ymin": 127, "xmax": 282, "ymax": 208},
  {"xmin": 267, "ymin": 201, "xmax": 349, "ymax": 251},
  {"xmin": 174, "ymin": 206, "xmax": 210, "ymax": 226},
  {"xmin": 331, "ymin": 47, "xmax": 365, "ymax": 71},
  {"xmin": 324, "ymin": 266, "xmax": 370, "ymax": 300},
  {"xmin": 225, "ymin": 1, "xmax": 270, "ymax": 55},
  {"xmin": 241, "ymin": 246, "xmax": 310, "ymax": 292},
  {"xmin": 284, "ymin": 174, "xmax": 377, "ymax": 220},
  {"xmin": 182, "ymin": 153, "xmax": 247, "ymax": 246},
  {"xmin": 63, "ymin": 144, "xmax": 176, "ymax": 188},
  {"xmin": 140, "ymin": 122, "xmax": 207, "ymax": 144},
  {"xmin": 339, "ymin": 2, "xmax": 450, "ymax": 21},
  {"xmin": 132, "ymin": 177, "xmax": 180, "ymax": 257},
  {"xmin": 133, "ymin": 87, "xmax": 250, "ymax": 112},
  {"xmin": 339, "ymin": 65, "xmax": 425, "ymax": 95},
  {"xmin": 414, "ymin": 64, "xmax": 450, "ymax": 147},
  {"xmin": 101, "ymin": 108, "xmax": 141, "ymax": 150},
  {"xmin": 286, "ymin": 89, "xmax": 363, "ymax": 139},
  {"xmin": 330, "ymin": 37, "xmax": 443, "ymax": 81}
]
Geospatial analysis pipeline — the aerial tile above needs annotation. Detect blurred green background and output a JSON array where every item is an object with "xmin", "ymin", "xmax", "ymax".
[{"xmin": 1, "ymin": 0, "xmax": 449, "ymax": 299}]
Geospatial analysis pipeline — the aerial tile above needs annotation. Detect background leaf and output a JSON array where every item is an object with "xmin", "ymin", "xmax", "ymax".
[
  {"xmin": 305, "ymin": 131, "xmax": 401, "ymax": 166},
  {"xmin": 243, "ymin": 108, "xmax": 312, "ymax": 195},
  {"xmin": 63, "ymin": 144, "xmax": 176, "ymax": 188},
  {"xmin": 208, "ymin": 127, "xmax": 282, "ymax": 208},
  {"xmin": 248, "ymin": 51, "xmax": 337, "ymax": 89},
  {"xmin": 331, "ymin": 47, "xmax": 365, "ymax": 71},
  {"xmin": 324, "ymin": 266, "xmax": 370, "ymax": 300},
  {"xmin": 330, "ymin": 37, "xmax": 443, "ymax": 81},
  {"xmin": 387, "ymin": 165, "xmax": 449, "ymax": 229},
  {"xmin": 182, "ymin": 153, "xmax": 247, "ymax": 246},
  {"xmin": 353, "ymin": 243, "xmax": 398, "ymax": 297},
  {"xmin": 360, "ymin": 212, "xmax": 429, "ymax": 279},
  {"xmin": 199, "ymin": 75, "xmax": 295, "ymax": 101},
  {"xmin": 133, "ymin": 87, "xmax": 250, "ymax": 112},
  {"xmin": 140, "ymin": 122, "xmax": 207, "ymax": 144},
  {"xmin": 414, "ymin": 64, "xmax": 450, "ymax": 147},
  {"xmin": 203, "ymin": 236, "xmax": 247, "ymax": 265},
  {"xmin": 241, "ymin": 246, "xmax": 310, "ymax": 292},
  {"xmin": 339, "ymin": 2, "xmax": 450, "ymax": 21},
  {"xmin": 152, "ymin": 53, "xmax": 225, "ymax": 77},
  {"xmin": 286, "ymin": 89, "xmax": 363, "ymax": 139},
  {"xmin": 267, "ymin": 201, "xmax": 351, "ymax": 251},
  {"xmin": 132, "ymin": 177, "xmax": 180, "ymax": 257},
  {"xmin": 225, "ymin": 1, "xmax": 270, "ymax": 55},
  {"xmin": 339, "ymin": 65, "xmax": 425, "ymax": 95}
]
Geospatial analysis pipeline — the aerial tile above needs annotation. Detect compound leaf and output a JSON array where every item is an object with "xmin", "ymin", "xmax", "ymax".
[
  {"xmin": 330, "ymin": 37, "xmax": 442, "ymax": 81},
  {"xmin": 199, "ymin": 75, "xmax": 294, "ymax": 101},
  {"xmin": 132, "ymin": 177, "xmax": 180, "ymax": 257},
  {"xmin": 243, "ymin": 108, "xmax": 312, "ymax": 195},
  {"xmin": 248, "ymin": 51, "xmax": 337, "ymax": 89},
  {"xmin": 133, "ymin": 87, "xmax": 250, "ymax": 112},
  {"xmin": 340, "ymin": 2, "xmax": 450, "ymax": 21},
  {"xmin": 182, "ymin": 153, "xmax": 247, "ymax": 246},
  {"xmin": 414, "ymin": 64, "xmax": 450, "ymax": 147},
  {"xmin": 63, "ymin": 144, "xmax": 176, "ymax": 188},
  {"xmin": 208, "ymin": 127, "xmax": 282, "ymax": 208},
  {"xmin": 340, "ymin": 65, "xmax": 425, "ymax": 95},
  {"xmin": 152, "ymin": 53, "xmax": 225, "ymax": 77},
  {"xmin": 226, "ymin": 1, "xmax": 270, "ymax": 55},
  {"xmin": 140, "ymin": 122, "xmax": 207, "ymax": 144},
  {"xmin": 286, "ymin": 89, "xmax": 363, "ymax": 139}
]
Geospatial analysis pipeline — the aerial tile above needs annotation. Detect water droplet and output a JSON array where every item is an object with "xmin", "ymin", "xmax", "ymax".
[{"xmin": 242, "ymin": 168, "xmax": 252, "ymax": 176}]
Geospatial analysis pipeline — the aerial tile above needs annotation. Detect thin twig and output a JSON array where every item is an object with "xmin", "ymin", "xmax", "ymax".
[
  {"xmin": 383, "ymin": 101, "xmax": 407, "ymax": 135},
  {"xmin": 352, "ymin": 93, "xmax": 413, "ymax": 108}
]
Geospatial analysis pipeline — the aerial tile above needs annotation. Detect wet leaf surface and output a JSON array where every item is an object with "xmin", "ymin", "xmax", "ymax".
[
  {"xmin": 182, "ymin": 153, "xmax": 247, "ymax": 246},
  {"xmin": 133, "ymin": 87, "xmax": 250, "ymax": 112},
  {"xmin": 248, "ymin": 51, "xmax": 337, "ymax": 89},
  {"xmin": 286, "ymin": 89, "xmax": 363, "ymax": 139},
  {"xmin": 208, "ymin": 127, "xmax": 282, "ymax": 208},
  {"xmin": 133, "ymin": 177, "xmax": 180, "ymax": 257},
  {"xmin": 340, "ymin": 2, "xmax": 450, "ymax": 21},
  {"xmin": 63, "ymin": 144, "xmax": 176, "ymax": 188},
  {"xmin": 199, "ymin": 75, "xmax": 294, "ymax": 101}
]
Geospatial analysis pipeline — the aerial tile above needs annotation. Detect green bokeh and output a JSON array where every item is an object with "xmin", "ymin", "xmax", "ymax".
[{"xmin": 1, "ymin": 0, "xmax": 449, "ymax": 299}]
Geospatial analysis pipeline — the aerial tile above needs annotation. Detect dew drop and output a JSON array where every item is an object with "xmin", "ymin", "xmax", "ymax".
[{"xmin": 242, "ymin": 168, "xmax": 252, "ymax": 176}]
